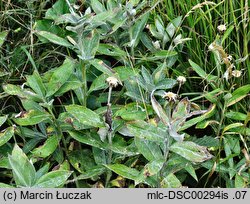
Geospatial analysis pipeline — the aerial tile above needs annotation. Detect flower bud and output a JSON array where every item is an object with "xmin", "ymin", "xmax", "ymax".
[
  {"xmin": 152, "ymin": 41, "xmax": 161, "ymax": 49},
  {"xmin": 232, "ymin": 70, "xmax": 242, "ymax": 78},
  {"xmin": 217, "ymin": 24, "xmax": 226, "ymax": 33},
  {"xmin": 163, "ymin": 92, "xmax": 178, "ymax": 102},
  {"xmin": 177, "ymin": 76, "xmax": 186, "ymax": 84}
]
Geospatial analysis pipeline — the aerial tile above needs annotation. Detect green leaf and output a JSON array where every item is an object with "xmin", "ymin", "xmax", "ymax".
[
  {"xmin": 235, "ymin": 174, "xmax": 246, "ymax": 188},
  {"xmin": 58, "ymin": 112, "xmax": 92, "ymax": 130},
  {"xmin": 166, "ymin": 16, "xmax": 182, "ymax": 39},
  {"xmin": 2, "ymin": 84, "xmax": 23, "ymax": 96},
  {"xmin": 0, "ymin": 30, "xmax": 8, "ymax": 47},
  {"xmin": 194, "ymin": 136, "xmax": 220, "ymax": 148},
  {"xmin": 185, "ymin": 164, "xmax": 198, "ymax": 181},
  {"xmin": 92, "ymin": 147, "xmax": 106, "ymax": 165},
  {"xmin": 140, "ymin": 32, "xmax": 157, "ymax": 52},
  {"xmin": 68, "ymin": 149, "xmax": 96, "ymax": 173},
  {"xmin": 150, "ymin": 90, "xmax": 170, "ymax": 125},
  {"xmin": 225, "ymin": 111, "xmax": 247, "ymax": 121},
  {"xmin": 170, "ymin": 141, "xmax": 213, "ymax": 163},
  {"xmin": 33, "ymin": 170, "xmax": 72, "ymax": 187},
  {"xmin": 54, "ymin": 74, "xmax": 82, "ymax": 96},
  {"xmin": 129, "ymin": 13, "xmax": 149, "ymax": 48},
  {"xmin": 26, "ymin": 71, "xmax": 46, "ymax": 97},
  {"xmin": 97, "ymin": 44, "xmax": 126, "ymax": 57},
  {"xmin": 0, "ymin": 127, "xmax": 14, "ymax": 147},
  {"xmin": 45, "ymin": 58, "xmax": 75, "ymax": 97},
  {"xmin": 0, "ymin": 115, "xmax": 8, "ymax": 127},
  {"xmin": 75, "ymin": 166, "xmax": 106, "ymax": 180},
  {"xmin": 91, "ymin": 0, "xmax": 106, "ymax": 13},
  {"xmin": 141, "ymin": 66, "xmax": 154, "ymax": 86},
  {"xmin": 172, "ymin": 98, "xmax": 190, "ymax": 121},
  {"xmin": 115, "ymin": 103, "xmax": 151, "ymax": 121},
  {"xmin": 155, "ymin": 78, "xmax": 177, "ymax": 90},
  {"xmin": 227, "ymin": 136, "xmax": 241, "ymax": 154},
  {"xmin": 35, "ymin": 30, "xmax": 72, "ymax": 48},
  {"xmin": 221, "ymin": 25, "xmax": 234, "ymax": 44},
  {"xmin": 2, "ymin": 84, "xmax": 41, "ymax": 101},
  {"xmin": 0, "ymin": 157, "xmax": 9, "ymax": 169},
  {"xmin": 35, "ymin": 163, "xmax": 50, "ymax": 181},
  {"xmin": 135, "ymin": 137, "xmax": 164, "ymax": 161},
  {"xmin": 45, "ymin": 0, "xmax": 73, "ymax": 20},
  {"xmin": 105, "ymin": 164, "xmax": 140, "ymax": 181},
  {"xmin": 88, "ymin": 66, "xmax": 136, "ymax": 93},
  {"xmin": 188, "ymin": 59, "xmax": 217, "ymax": 81},
  {"xmin": 89, "ymin": 59, "xmax": 116, "ymax": 77},
  {"xmin": 35, "ymin": 19, "xmax": 66, "ymax": 38},
  {"xmin": 88, "ymin": 74, "xmax": 108, "ymax": 93},
  {"xmin": 110, "ymin": 138, "xmax": 138, "ymax": 156},
  {"xmin": 146, "ymin": 50, "xmax": 177, "ymax": 61},
  {"xmin": 196, "ymin": 120, "xmax": 219, "ymax": 129},
  {"xmin": 222, "ymin": 123, "xmax": 244, "ymax": 135},
  {"xmin": 226, "ymin": 84, "xmax": 250, "ymax": 107},
  {"xmin": 78, "ymin": 31, "xmax": 100, "ymax": 60},
  {"xmin": 141, "ymin": 160, "xmax": 164, "ymax": 177},
  {"xmin": 0, "ymin": 183, "xmax": 13, "ymax": 188},
  {"xmin": 32, "ymin": 135, "xmax": 59, "ymax": 158},
  {"xmin": 161, "ymin": 173, "xmax": 182, "ymax": 188},
  {"xmin": 8, "ymin": 144, "xmax": 36, "ymax": 187},
  {"xmin": 223, "ymin": 137, "xmax": 234, "ymax": 179},
  {"xmin": 66, "ymin": 105, "xmax": 104, "ymax": 128},
  {"xmin": 179, "ymin": 104, "xmax": 216, "ymax": 131},
  {"xmin": 13, "ymin": 110, "xmax": 51, "ymax": 126},
  {"xmin": 127, "ymin": 121, "xmax": 165, "ymax": 142},
  {"xmin": 68, "ymin": 131, "xmax": 105, "ymax": 149}
]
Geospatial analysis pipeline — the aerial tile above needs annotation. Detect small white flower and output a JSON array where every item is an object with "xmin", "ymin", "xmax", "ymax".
[
  {"xmin": 106, "ymin": 76, "xmax": 120, "ymax": 88},
  {"xmin": 73, "ymin": 4, "xmax": 80, "ymax": 10},
  {"xmin": 177, "ymin": 76, "xmax": 186, "ymax": 84},
  {"xmin": 208, "ymin": 43, "xmax": 215, "ymax": 51},
  {"xmin": 217, "ymin": 24, "xmax": 226, "ymax": 33},
  {"xmin": 163, "ymin": 92, "xmax": 178, "ymax": 102},
  {"xmin": 129, "ymin": 9, "xmax": 136, "ymax": 16},
  {"xmin": 227, "ymin": 55, "xmax": 233, "ymax": 61},
  {"xmin": 232, "ymin": 70, "xmax": 242, "ymax": 78},
  {"xmin": 152, "ymin": 40, "xmax": 161, "ymax": 49},
  {"xmin": 223, "ymin": 69, "xmax": 229, "ymax": 81}
]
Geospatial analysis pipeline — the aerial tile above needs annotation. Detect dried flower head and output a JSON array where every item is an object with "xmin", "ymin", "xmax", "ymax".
[
  {"xmin": 232, "ymin": 70, "xmax": 242, "ymax": 78},
  {"xmin": 177, "ymin": 76, "xmax": 186, "ymax": 84},
  {"xmin": 227, "ymin": 55, "xmax": 233, "ymax": 61},
  {"xmin": 217, "ymin": 24, "xmax": 226, "ymax": 33},
  {"xmin": 208, "ymin": 43, "xmax": 215, "ymax": 51},
  {"xmin": 152, "ymin": 40, "xmax": 161, "ymax": 49},
  {"xmin": 185, "ymin": 1, "xmax": 216, "ymax": 17},
  {"xmin": 223, "ymin": 69, "xmax": 229, "ymax": 81},
  {"xmin": 106, "ymin": 76, "xmax": 120, "ymax": 88},
  {"xmin": 163, "ymin": 91, "xmax": 178, "ymax": 102}
]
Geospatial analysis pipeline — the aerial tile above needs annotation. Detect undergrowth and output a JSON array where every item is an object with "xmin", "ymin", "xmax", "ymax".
[{"xmin": 0, "ymin": 0, "xmax": 249, "ymax": 188}]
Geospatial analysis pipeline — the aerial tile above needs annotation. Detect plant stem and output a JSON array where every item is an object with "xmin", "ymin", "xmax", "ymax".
[{"xmin": 80, "ymin": 60, "xmax": 87, "ymax": 106}]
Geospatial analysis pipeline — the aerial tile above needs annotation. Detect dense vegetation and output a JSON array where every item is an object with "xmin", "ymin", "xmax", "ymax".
[{"xmin": 0, "ymin": 0, "xmax": 249, "ymax": 188}]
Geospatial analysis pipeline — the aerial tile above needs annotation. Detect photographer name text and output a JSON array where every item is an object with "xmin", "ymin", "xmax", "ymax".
[{"xmin": 2, "ymin": 190, "xmax": 92, "ymax": 201}]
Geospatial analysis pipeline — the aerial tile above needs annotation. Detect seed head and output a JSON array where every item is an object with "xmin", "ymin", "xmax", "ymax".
[
  {"xmin": 106, "ymin": 76, "xmax": 120, "ymax": 88},
  {"xmin": 208, "ymin": 43, "xmax": 215, "ymax": 51},
  {"xmin": 152, "ymin": 41, "xmax": 161, "ymax": 49},
  {"xmin": 163, "ymin": 91, "xmax": 178, "ymax": 102},
  {"xmin": 177, "ymin": 76, "xmax": 186, "ymax": 84},
  {"xmin": 232, "ymin": 70, "xmax": 242, "ymax": 78},
  {"xmin": 227, "ymin": 55, "xmax": 233, "ymax": 61},
  {"xmin": 217, "ymin": 24, "xmax": 226, "ymax": 33}
]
